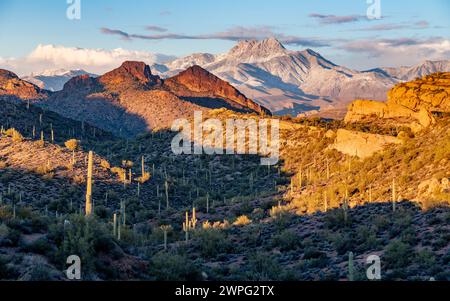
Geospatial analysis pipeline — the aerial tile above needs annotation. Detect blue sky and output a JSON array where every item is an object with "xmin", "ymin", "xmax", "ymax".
[{"xmin": 1, "ymin": 0, "xmax": 449, "ymax": 75}]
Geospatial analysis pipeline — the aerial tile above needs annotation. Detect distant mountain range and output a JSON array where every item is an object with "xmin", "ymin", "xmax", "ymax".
[
  {"xmin": 17, "ymin": 38, "xmax": 450, "ymax": 117},
  {"xmin": 23, "ymin": 69, "xmax": 98, "ymax": 92},
  {"xmin": 152, "ymin": 38, "xmax": 450, "ymax": 116}
]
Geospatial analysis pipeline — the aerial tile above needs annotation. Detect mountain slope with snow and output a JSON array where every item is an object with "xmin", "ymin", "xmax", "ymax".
[
  {"xmin": 23, "ymin": 69, "xmax": 98, "ymax": 91},
  {"xmin": 367, "ymin": 60, "xmax": 450, "ymax": 82},
  {"xmin": 154, "ymin": 38, "xmax": 450, "ymax": 117}
]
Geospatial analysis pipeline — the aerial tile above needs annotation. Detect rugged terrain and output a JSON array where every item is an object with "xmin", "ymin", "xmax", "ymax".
[
  {"xmin": 0, "ymin": 72, "xmax": 449, "ymax": 281},
  {"xmin": 153, "ymin": 38, "xmax": 450, "ymax": 116},
  {"xmin": 37, "ymin": 61, "xmax": 269, "ymax": 137}
]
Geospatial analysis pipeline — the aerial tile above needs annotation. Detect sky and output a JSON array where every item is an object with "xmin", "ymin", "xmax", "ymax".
[{"xmin": 0, "ymin": 0, "xmax": 449, "ymax": 75}]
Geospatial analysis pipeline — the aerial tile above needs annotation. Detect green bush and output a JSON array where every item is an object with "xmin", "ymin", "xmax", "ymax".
[
  {"xmin": 384, "ymin": 240, "xmax": 414, "ymax": 269},
  {"xmin": 149, "ymin": 252, "xmax": 201, "ymax": 281},
  {"xmin": 271, "ymin": 229, "xmax": 301, "ymax": 251},
  {"xmin": 194, "ymin": 228, "xmax": 231, "ymax": 258}
]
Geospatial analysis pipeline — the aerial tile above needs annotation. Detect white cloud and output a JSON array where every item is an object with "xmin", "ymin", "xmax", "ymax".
[
  {"xmin": 0, "ymin": 44, "xmax": 176, "ymax": 76},
  {"xmin": 338, "ymin": 37, "xmax": 450, "ymax": 69}
]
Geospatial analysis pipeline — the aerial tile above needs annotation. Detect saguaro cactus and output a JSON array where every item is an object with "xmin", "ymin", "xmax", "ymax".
[
  {"xmin": 160, "ymin": 225, "xmax": 172, "ymax": 250},
  {"xmin": 121, "ymin": 201, "xmax": 126, "ymax": 226},
  {"xmin": 141, "ymin": 156, "xmax": 145, "ymax": 178},
  {"xmin": 183, "ymin": 211, "xmax": 190, "ymax": 242},
  {"xmin": 85, "ymin": 151, "xmax": 93, "ymax": 216},
  {"xmin": 343, "ymin": 187, "xmax": 349, "ymax": 223},
  {"xmin": 392, "ymin": 178, "xmax": 396, "ymax": 212},
  {"xmin": 348, "ymin": 251, "xmax": 354, "ymax": 281},
  {"xmin": 113, "ymin": 213, "xmax": 117, "ymax": 237},
  {"xmin": 191, "ymin": 207, "xmax": 197, "ymax": 229},
  {"xmin": 165, "ymin": 180, "xmax": 169, "ymax": 209}
]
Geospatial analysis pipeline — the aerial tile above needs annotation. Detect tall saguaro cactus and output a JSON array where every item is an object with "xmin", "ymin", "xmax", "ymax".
[
  {"xmin": 113, "ymin": 213, "xmax": 117, "ymax": 237},
  {"xmin": 85, "ymin": 151, "xmax": 93, "ymax": 216},
  {"xmin": 348, "ymin": 251, "xmax": 354, "ymax": 281},
  {"xmin": 165, "ymin": 180, "xmax": 169, "ymax": 209},
  {"xmin": 160, "ymin": 225, "xmax": 172, "ymax": 251},
  {"xmin": 183, "ymin": 211, "xmax": 190, "ymax": 242},
  {"xmin": 392, "ymin": 178, "xmax": 396, "ymax": 212}
]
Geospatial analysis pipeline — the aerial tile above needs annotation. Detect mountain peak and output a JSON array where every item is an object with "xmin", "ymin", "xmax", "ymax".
[
  {"xmin": 117, "ymin": 61, "xmax": 153, "ymax": 82},
  {"xmin": 227, "ymin": 38, "xmax": 288, "ymax": 62},
  {"xmin": 100, "ymin": 61, "xmax": 161, "ymax": 87}
]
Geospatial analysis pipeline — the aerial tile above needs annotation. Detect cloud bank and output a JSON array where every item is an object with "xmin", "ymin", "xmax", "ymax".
[
  {"xmin": 0, "ymin": 44, "xmax": 175, "ymax": 76},
  {"xmin": 339, "ymin": 36, "xmax": 450, "ymax": 69}
]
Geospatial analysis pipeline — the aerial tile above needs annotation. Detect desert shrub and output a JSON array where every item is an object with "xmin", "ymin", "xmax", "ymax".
[
  {"xmin": 384, "ymin": 240, "xmax": 414, "ymax": 269},
  {"xmin": 111, "ymin": 167, "xmax": 126, "ymax": 180},
  {"xmin": 22, "ymin": 237, "xmax": 54, "ymax": 256},
  {"xmin": 55, "ymin": 216, "xmax": 96, "ymax": 273},
  {"xmin": 64, "ymin": 139, "xmax": 80, "ymax": 151},
  {"xmin": 0, "ymin": 255, "xmax": 15, "ymax": 279},
  {"xmin": 416, "ymin": 248, "xmax": 437, "ymax": 270},
  {"xmin": 100, "ymin": 159, "xmax": 111, "ymax": 170},
  {"xmin": 27, "ymin": 264, "xmax": 54, "ymax": 281},
  {"xmin": 245, "ymin": 252, "xmax": 281, "ymax": 280},
  {"xmin": 233, "ymin": 215, "xmax": 252, "ymax": 226},
  {"xmin": 5, "ymin": 128, "xmax": 23, "ymax": 143},
  {"xmin": 271, "ymin": 229, "xmax": 301, "ymax": 251},
  {"xmin": 194, "ymin": 228, "xmax": 230, "ymax": 258},
  {"xmin": 149, "ymin": 252, "xmax": 201, "ymax": 281},
  {"xmin": 324, "ymin": 209, "xmax": 350, "ymax": 229},
  {"xmin": 329, "ymin": 232, "xmax": 355, "ymax": 255}
]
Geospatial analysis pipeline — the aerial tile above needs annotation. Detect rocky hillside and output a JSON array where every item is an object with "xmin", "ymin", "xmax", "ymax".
[
  {"xmin": 0, "ymin": 104, "xmax": 448, "ymax": 281},
  {"xmin": 36, "ymin": 62, "xmax": 268, "ymax": 137},
  {"xmin": 387, "ymin": 72, "xmax": 450, "ymax": 113},
  {"xmin": 345, "ymin": 72, "xmax": 450, "ymax": 132},
  {"xmin": 0, "ymin": 70, "xmax": 49, "ymax": 101},
  {"xmin": 164, "ymin": 65, "xmax": 270, "ymax": 115}
]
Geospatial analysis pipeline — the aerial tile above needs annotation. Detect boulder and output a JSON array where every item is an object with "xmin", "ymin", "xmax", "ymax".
[{"xmin": 331, "ymin": 129, "xmax": 402, "ymax": 159}]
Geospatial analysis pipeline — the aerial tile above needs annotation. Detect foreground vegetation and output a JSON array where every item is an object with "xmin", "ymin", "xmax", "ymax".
[{"xmin": 0, "ymin": 100, "xmax": 449, "ymax": 280}]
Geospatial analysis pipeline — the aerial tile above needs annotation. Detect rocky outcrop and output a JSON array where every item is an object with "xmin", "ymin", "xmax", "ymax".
[
  {"xmin": 99, "ymin": 61, "xmax": 162, "ymax": 89},
  {"xmin": 0, "ymin": 69, "xmax": 48, "ymax": 101},
  {"xmin": 331, "ymin": 129, "xmax": 402, "ymax": 159},
  {"xmin": 63, "ymin": 74, "xmax": 99, "ymax": 91},
  {"xmin": 387, "ymin": 72, "xmax": 450, "ymax": 112},
  {"xmin": 344, "ymin": 99, "xmax": 436, "ymax": 131},
  {"xmin": 344, "ymin": 72, "xmax": 450, "ymax": 132}
]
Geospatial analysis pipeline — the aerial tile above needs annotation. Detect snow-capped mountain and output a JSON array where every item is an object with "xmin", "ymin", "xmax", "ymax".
[
  {"xmin": 367, "ymin": 60, "xmax": 450, "ymax": 82},
  {"xmin": 153, "ymin": 38, "xmax": 450, "ymax": 116},
  {"xmin": 23, "ymin": 69, "xmax": 98, "ymax": 91}
]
